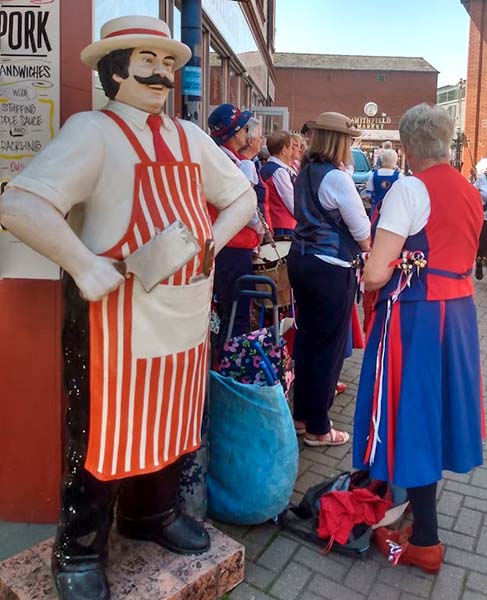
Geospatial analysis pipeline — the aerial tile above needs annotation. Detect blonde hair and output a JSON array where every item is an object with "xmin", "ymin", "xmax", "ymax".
[{"xmin": 308, "ymin": 129, "xmax": 352, "ymax": 166}]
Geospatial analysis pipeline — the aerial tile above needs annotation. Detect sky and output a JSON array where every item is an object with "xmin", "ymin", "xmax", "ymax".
[{"xmin": 275, "ymin": 0, "xmax": 470, "ymax": 87}]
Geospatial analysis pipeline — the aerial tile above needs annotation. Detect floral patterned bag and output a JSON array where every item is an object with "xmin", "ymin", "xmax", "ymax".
[
  {"xmin": 218, "ymin": 275, "xmax": 294, "ymax": 395},
  {"xmin": 219, "ymin": 325, "xmax": 293, "ymax": 393}
]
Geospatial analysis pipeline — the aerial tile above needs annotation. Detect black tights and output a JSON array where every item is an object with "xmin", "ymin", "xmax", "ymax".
[{"xmin": 407, "ymin": 482, "xmax": 439, "ymax": 546}]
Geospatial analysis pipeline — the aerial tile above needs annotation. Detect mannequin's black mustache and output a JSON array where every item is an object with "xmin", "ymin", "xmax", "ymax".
[{"xmin": 134, "ymin": 75, "xmax": 175, "ymax": 89}]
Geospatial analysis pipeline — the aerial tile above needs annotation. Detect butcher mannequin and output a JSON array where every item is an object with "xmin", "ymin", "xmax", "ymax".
[{"xmin": 0, "ymin": 15, "xmax": 256, "ymax": 600}]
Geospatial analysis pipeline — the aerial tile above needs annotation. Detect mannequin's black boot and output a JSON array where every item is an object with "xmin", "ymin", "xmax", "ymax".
[
  {"xmin": 52, "ymin": 555, "xmax": 109, "ymax": 600},
  {"xmin": 117, "ymin": 506, "xmax": 210, "ymax": 555}
]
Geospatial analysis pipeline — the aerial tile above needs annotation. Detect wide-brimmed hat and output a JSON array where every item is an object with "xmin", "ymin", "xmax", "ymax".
[
  {"xmin": 81, "ymin": 15, "xmax": 191, "ymax": 71},
  {"xmin": 208, "ymin": 103, "xmax": 252, "ymax": 145},
  {"xmin": 308, "ymin": 112, "xmax": 361, "ymax": 137}
]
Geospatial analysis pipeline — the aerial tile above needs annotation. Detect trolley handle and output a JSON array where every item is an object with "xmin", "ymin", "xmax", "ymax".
[
  {"xmin": 226, "ymin": 275, "xmax": 280, "ymax": 344},
  {"xmin": 231, "ymin": 274, "xmax": 278, "ymax": 303}
]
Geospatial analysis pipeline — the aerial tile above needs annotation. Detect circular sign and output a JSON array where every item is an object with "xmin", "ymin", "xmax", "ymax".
[{"xmin": 364, "ymin": 102, "xmax": 378, "ymax": 117}]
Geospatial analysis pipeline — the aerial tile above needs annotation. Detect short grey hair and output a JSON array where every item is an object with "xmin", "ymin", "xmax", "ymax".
[
  {"xmin": 382, "ymin": 140, "xmax": 393, "ymax": 150},
  {"xmin": 399, "ymin": 103, "xmax": 454, "ymax": 161},
  {"xmin": 381, "ymin": 149, "xmax": 398, "ymax": 168},
  {"xmin": 246, "ymin": 117, "xmax": 262, "ymax": 141}
]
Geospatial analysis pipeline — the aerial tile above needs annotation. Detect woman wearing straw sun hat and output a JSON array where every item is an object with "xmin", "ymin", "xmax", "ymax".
[
  {"xmin": 288, "ymin": 112, "xmax": 371, "ymax": 448},
  {"xmin": 1, "ymin": 14, "xmax": 257, "ymax": 600}
]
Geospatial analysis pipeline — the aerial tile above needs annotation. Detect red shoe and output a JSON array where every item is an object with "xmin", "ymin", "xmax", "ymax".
[
  {"xmin": 335, "ymin": 381, "xmax": 347, "ymax": 395},
  {"xmin": 373, "ymin": 526, "xmax": 443, "ymax": 574}
]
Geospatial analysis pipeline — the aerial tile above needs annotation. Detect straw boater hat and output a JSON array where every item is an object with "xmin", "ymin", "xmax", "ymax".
[
  {"xmin": 308, "ymin": 112, "xmax": 361, "ymax": 137},
  {"xmin": 81, "ymin": 15, "xmax": 192, "ymax": 71}
]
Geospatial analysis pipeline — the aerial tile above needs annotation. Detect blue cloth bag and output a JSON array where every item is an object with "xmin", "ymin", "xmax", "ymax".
[{"xmin": 208, "ymin": 370, "xmax": 299, "ymax": 525}]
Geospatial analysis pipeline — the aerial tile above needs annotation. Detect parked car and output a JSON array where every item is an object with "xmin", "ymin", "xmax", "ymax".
[{"xmin": 351, "ymin": 148, "xmax": 372, "ymax": 194}]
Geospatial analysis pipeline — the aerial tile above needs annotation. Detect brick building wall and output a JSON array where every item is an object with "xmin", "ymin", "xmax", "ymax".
[
  {"xmin": 462, "ymin": 0, "xmax": 487, "ymax": 175},
  {"xmin": 275, "ymin": 67, "xmax": 438, "ymax": 132}
]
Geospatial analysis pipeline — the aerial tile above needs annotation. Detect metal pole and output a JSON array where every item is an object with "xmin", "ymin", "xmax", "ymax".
[
  {"xmin": 180, "ymin": 0, "xmax": 202, "ymax": 126},
  {"xmin": 178, "ymin": 1, "xmax": 206, "ymax": 520}
]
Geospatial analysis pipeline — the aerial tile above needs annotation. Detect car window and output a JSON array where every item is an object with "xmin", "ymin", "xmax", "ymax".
[{"xmin": 352, "ymin": 151, "xmax": 370, "ymax": 173}]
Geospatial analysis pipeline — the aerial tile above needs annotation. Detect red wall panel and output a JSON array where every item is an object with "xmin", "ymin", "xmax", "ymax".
[{"xmin": 0, "ymin": 1, "xmax": 93, "ymax": 523}]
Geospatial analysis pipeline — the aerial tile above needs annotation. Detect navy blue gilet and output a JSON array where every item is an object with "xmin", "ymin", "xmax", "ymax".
[
  {"xmin": 371, "ymin": 169, "xmax": 400, "ymax": 214},
  {"xmin": 292, "ymin": 161, "xmax": 361, "ymax": 262}
]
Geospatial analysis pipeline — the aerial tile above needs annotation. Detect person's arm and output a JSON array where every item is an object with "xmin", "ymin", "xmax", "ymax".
[
  {"xmin": 364, "ymin": 176, "xmax": 430, "ymax": 290},
  {"xmin": 323, "ymin": 170, "xmax": 371, "ymax": 248},
  {"xmin": 363, "ymin": 228, "xmax": 406, "ymax": 290},
  {"xmin": 272, "ymin": 168, "xmax": 294, "ymax": 214},
  {"xmin": 0, "ymin": 189, "xmax": 124, "ymax": 300},
  {"xmin": 239, "ymin": 160, "xmax": 259, "ymax": 186}
]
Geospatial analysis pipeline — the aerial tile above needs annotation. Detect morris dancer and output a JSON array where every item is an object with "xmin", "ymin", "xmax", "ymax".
[
  {"xmin": 261, "ymin": 130, "xmax": 297, "ymax": 236},
  {"xmin": 0, "ymin": 15, "xmax": 255, "ymax": 599},
  {"xmin": 288, "ymin": 112, "xmax": 370, "ymax": 447},
  {"xmin": 353, "ymin": 103, "xmax": 484, "ymax": 574}
]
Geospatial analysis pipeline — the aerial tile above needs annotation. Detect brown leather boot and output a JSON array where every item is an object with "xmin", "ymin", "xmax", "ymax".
[{"xmin": 373, "ymin": 526, "xmax": 443, "ymax": 574}]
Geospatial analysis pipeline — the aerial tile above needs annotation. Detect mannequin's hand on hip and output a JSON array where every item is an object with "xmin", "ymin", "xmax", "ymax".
[{"xmin": 73, "ymin": 255, "xmax": 125, "ymax": 302}]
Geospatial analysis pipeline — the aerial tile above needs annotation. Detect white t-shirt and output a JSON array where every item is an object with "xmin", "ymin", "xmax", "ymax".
[
  {"xmin": 316, "ymin": 168, "xmax": 371, "ymax": 267},
  {"xmin": 377, "ymin": 176, "xmax": 431, "ymax": 237},
  {"xmin": 7, "ymin": 100, "xmax": 251, "ymax": 254}
]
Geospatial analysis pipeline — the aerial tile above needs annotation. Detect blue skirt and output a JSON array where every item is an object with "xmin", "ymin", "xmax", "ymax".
[{"xmin": 353, "ymin": 296, "xmax": 484, "ymax": 488}]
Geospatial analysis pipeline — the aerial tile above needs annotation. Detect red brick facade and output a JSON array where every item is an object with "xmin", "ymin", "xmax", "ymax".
[
  {"xmin": 275, "ymin": 66, "xmax": 437, "ymax": 133},
  {"xmin": 462, "ymin": 0, "xmax": 487, "ymax": 175}
]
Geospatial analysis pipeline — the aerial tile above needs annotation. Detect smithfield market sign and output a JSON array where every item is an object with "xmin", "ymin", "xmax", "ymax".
[{"xmin": 353, "ymin": 116, "xmax": 393, "ymax": 130}]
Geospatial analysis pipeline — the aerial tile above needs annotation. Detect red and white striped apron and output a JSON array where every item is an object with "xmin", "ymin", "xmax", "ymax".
[{"xmin": 85, "ymin": 111, "xmax": 213, "ymax": 481}]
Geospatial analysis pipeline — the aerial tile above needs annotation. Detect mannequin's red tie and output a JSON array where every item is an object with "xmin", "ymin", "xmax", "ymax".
[{"xmin": 146, "ymin": 114, "xmax": 175, "ymax": 162}]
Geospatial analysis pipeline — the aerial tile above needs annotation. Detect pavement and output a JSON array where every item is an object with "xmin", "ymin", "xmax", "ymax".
[
  {"xmin": 2, "ymin": 278, "xmax": 487, "ymax": 599},
  {"xmin": 217, "ymin": 276, "xmax": 487, "ymax": 600}
]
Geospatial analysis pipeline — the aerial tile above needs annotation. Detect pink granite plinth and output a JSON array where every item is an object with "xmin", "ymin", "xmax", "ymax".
[{"xmin": 0, "ymin": 524, "xmax": 244, "ymax": 600}]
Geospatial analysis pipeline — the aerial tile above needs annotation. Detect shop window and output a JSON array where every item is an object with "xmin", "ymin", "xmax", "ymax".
[
  {"xmin": 209, "ymin": 46, "xmax": 224, "ymax": 108},
  {"xmin": 252, "ymin": 92, "xmax": 263, "ymax": 109},
  {"xmin": 94, "ymin": 1, "xmax": 159, "ymax": 36},
  {"xmin": 93, "ymin": 1, "xmax": 161, "ymax": 109},
  {"xmin": 241, "ymin": 82, "xmax": 251, "ymax": 109},
  {"xmin": 447, "ymin": 105, "xmax": 457, "ymax": 121},
  {"xmin": 229, "ymin": 67, "xmax": 241, "ymax": 106}
]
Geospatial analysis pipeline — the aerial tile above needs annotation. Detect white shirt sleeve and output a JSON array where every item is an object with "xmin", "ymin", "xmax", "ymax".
[
  {"xmin": 272, "ymin": 167, "xmax": 295, "ymax": 214},
  {"xmin": 239, "ymin": 159, "xmax": 259, "ymax": 185},
  {"xmin": 365, "ymin": 172, "xmax": 374, "ymax": 196},
  {"xmin": 377, "ymin": 176, "xmax": 430, "ymax": 237},
  {"xmin": 318, "ymin": 169, "xmax": 370, "ymax": 241},
  {"xmin": 6, "ymin": 112, "xmax": 105, "ymax": 216}
]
